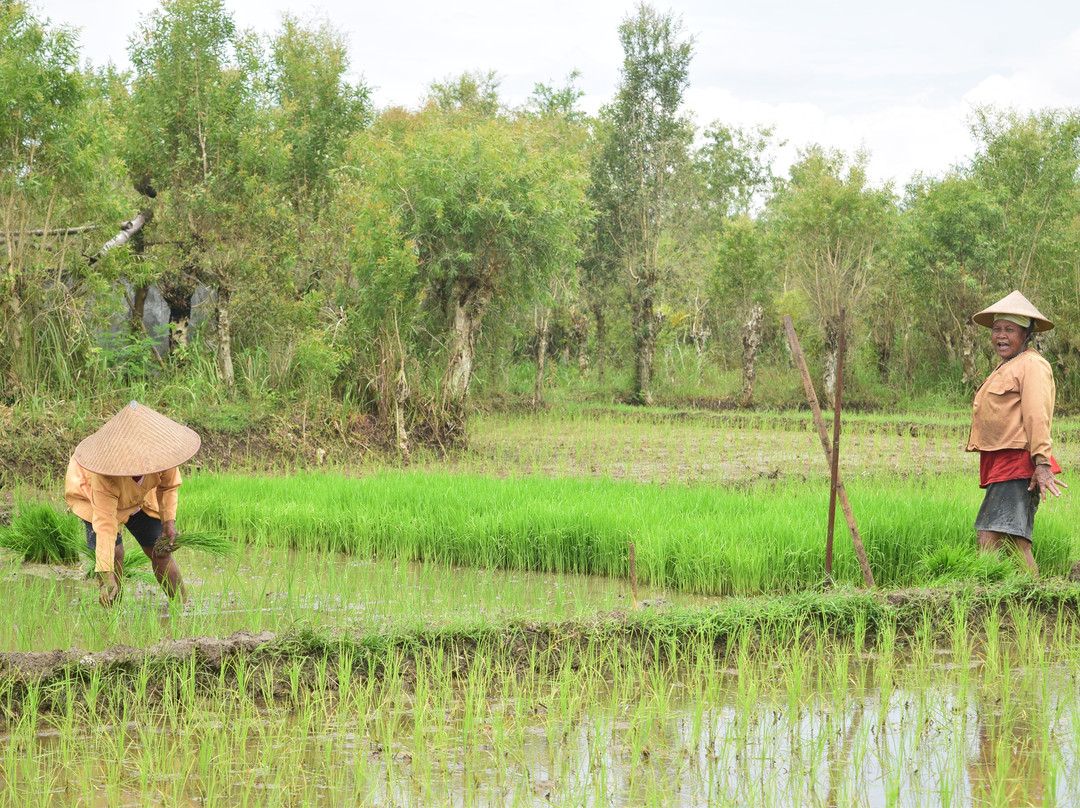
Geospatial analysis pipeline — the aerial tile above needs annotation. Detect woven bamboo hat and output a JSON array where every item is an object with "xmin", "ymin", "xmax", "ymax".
[
  {"xmin": 73, "ymin": 401, "xmax": 201, "ymax": 476},
  {"xmin": 972, "ymin": 290, "xmax": 1054, "ymax": 332}
]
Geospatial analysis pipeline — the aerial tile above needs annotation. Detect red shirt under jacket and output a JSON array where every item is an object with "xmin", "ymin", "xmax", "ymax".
[{"xmin": 980, "ymin": 448, "xmax": 1062, "ymax": 488}]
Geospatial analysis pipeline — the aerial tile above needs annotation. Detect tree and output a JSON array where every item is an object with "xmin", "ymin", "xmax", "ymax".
[
  {"xmin": 0, "ymin": 2, "xmax": 127, "ymax": 398},
  {"xmin": 901, "ymin": 173, "xmax": 1000, "ymax": 385},
  {"xmin": 428, "ymin": 70, "xmax": 502, "ymax": 117},
  {"xmin": 709, "ymin": 215, "xmax": 773, "ymax": 405},
  {"xmin": 901, "ymin": 108, "xmax": 1080, "ymax": 388},
  {"xmin": 768, "ymin": 147, "xmax": 896, "ymax": 406},
  {"xmin": 969, "ymin": 106, "xmax": 1080, "ymax": 294},
  {"xmin": 269, "ymin": 15, "xmax": 371, "ymax": 212},
  {"xmin": 525, "ymin": 74, "xmax": 590, "ymax": 406},
  {"xmin": 696, "ymin": 122, "xmax": 777, "ymax": 218},
  {"xmin": 340, "ymin": 100, "xmax": 591, "ymax": 420},
  {"xmin": 592, "ymin": 3, "xmax": 694, "ymax": 404},
  {"xmin": 126, "ymin": 0, "xmax": 287, "ymax": 392}
]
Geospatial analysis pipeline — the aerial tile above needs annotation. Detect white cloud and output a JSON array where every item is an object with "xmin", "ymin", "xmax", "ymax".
[{"xmin": 684, "ymin": 25, "xmax": 1080, "ymax": 189}]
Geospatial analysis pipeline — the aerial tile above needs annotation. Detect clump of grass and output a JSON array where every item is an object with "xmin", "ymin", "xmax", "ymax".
[
  {"xmin": 918, "ymin": 546, "xmax": 1017, "ymax": 585},
  {"xmin": 0, "ymin": 503, "xmax": 84, "ymax": 564}
]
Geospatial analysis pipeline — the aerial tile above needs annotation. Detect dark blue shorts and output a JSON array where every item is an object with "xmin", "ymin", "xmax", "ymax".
[{"xmin": 84, "ymin": 510, "xmax": 162, "ymax": 551}]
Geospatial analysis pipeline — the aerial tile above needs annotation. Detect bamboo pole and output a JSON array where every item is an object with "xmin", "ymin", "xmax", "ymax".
[
  {"xmin": 825, "ymin": 308, "xmax": 846, "ymax": 578},
  {"xmin": 783, "ymin": 315, "xmax": 875, "ymax": 588}
]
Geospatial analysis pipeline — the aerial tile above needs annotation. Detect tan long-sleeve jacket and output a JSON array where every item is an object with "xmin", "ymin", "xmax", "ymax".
[
  {"xmin": 64, "ymin": 458, "xmax": 181, "ymax": 572},
  {"xmin": 966, "ymin": 349, "xmax": 1055, "ymax": 465}
]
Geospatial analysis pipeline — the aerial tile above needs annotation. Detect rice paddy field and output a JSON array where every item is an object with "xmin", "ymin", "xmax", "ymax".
[{"xmin": 4, "ymin": 406, "xmax": 1080, "ymax": 806}]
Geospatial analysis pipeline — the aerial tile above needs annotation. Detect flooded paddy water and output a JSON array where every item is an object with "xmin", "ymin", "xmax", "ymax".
[
  {"xmin": 0, "ymin": 547, "xmax": 706, "ymax": 654},
  {"xmin": 3, "ymin": 628, "xmax": 1078, "ymax": 806}
]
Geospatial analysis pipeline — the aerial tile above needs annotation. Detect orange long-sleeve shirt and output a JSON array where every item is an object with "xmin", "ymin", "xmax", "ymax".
[
  {"xmin": 966, "ymin": 349, "xmax": 1056, "ymax": 466},
  {"xmin": 64, "ymin": 458, "xmax": 181, "ymax": 572}
]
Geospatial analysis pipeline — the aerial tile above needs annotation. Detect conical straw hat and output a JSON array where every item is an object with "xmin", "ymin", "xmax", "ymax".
[
  {"xmin": 972, "ymin": 290, "xmax": 1053, "ymax": 332},
  {"xmin": 73, "ymin": 401, "xmax": 201, "ymax": 476}
]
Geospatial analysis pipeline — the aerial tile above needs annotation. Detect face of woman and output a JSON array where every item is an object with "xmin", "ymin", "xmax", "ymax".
[{"xmin": 991, "ymin": 319, "xmax": 1027, "ymax": 360}]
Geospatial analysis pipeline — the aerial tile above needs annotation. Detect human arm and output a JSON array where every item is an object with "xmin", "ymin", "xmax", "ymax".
[
  {"xmin": 1022, "ymin": 358, "xmax": 1066, "ymax": 501},
  {"xmin": 155, "ymin": 468, "xmax": 182, "ymax": 554},
  {"xmin": 87, "ymin": 475, "xmax": 122, "ymax": 606},
  {"xmin": 88, "ymin": 475, "xmax": 121, "ymax": 574},
  {"xmin": 1021, "ymin": 358, "xmax": 1055, "ymax": 465}
]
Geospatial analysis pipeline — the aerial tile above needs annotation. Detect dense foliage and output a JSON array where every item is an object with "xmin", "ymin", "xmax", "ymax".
[{"xmin": 4, "ymin": 0, "xmax": 1080, "ymax": 443}]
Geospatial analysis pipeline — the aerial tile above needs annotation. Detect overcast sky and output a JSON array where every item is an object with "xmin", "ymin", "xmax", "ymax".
[{"xmin": 35, "ymin": 0, "xmax": 1080, "ymax": 188}]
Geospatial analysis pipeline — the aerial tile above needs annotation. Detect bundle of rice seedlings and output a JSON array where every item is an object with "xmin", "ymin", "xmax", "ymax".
[
  {"xmin": 152, "ymin": 530, "xmax": 238, "ymax": 559},
  {"xmin": 0, "ymin": 503, "xmax": 84, "ymax": 564}
]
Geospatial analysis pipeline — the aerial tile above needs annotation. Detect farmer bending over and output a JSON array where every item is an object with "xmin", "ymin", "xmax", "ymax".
[{"xmin": 65, "ymin": 401, "xmax": 201, "ymax": 606}]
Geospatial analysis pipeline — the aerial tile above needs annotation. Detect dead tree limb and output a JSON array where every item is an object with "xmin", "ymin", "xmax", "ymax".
[
  {"xmin": 88, "ymin": 210, "xmax": 152, "ymax": 264},
  {"xmin": 0, "ymin": 224, "xmax": 99, "ymax": 244}
]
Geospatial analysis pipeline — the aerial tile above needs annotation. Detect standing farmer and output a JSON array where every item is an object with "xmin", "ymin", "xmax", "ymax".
[
  {"xmin": 966, "ymin": 291, "xmax": 1066, "ymax": 575},
  {"xmin": 65, "ymin": 401, "xmax": 201, "ymax": 606}
]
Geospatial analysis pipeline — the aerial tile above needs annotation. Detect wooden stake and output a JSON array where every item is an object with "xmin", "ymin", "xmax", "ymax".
[
  {"xmin": 783, "ymin": 315, "xmax": 876, "ymax": 589},
  {"xmin": 825, "ymin": 308, "xmax": 846, "ymax": 579}
]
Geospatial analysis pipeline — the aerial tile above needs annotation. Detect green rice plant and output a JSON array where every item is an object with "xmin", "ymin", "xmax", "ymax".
[
  {"xmin": 151, "ymin": 529, "xmax": 238, "ymax": 559},
  {"xmin": 173, "ymin": 469, "xmax": 1080, "ymax": 596},
  {"xmin": 918, "ymin": 545, "xmax": 1017, "ymax": 585},
  {"xmin": 0, "ymin": 502, "xmax": 83, "ymax": 564}
]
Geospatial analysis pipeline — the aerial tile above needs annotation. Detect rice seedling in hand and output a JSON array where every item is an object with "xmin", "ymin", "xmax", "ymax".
[{"xmin": 152, "ymin": 529, "xmax": 238, "ymax": 559}]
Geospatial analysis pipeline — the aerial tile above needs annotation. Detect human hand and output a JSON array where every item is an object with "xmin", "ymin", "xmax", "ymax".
[
  {"xmin": 98, "ymin": 571, "xmax": 121, "ymax": 607},
  {"xmin": 155, "ymin": 520, "xmax": 179, "ymax": 557},
  {"xmin": 1029, "ymin": 465, "xmax": 1067, "ymax": 502}
]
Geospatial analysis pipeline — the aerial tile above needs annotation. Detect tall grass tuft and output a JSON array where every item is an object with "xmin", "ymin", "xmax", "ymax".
[{"xmin": 0, "ymin": 503, "xmax": 84, "ymax": 564}]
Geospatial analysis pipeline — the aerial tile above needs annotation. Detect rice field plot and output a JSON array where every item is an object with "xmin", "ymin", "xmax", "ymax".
[
  {"xmin": 450, "ymin": 409, "xmax": 1042, "ymax": 485},
  {"xmin": 173, "ymin": 469, "xmax": 1080, "ymax": 595},
  {"xmin": 3, "ymin": 596, "xmax": 1080, "ymax": 807}
]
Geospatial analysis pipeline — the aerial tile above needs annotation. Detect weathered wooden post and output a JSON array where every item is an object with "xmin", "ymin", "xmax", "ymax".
[
  {"xmin": 825, "ymin": 308, "xmax": 846, "ymax": 578},
  {"xmin": 783, "ymin": 314, "xmax": 875, "ymax": 589}
]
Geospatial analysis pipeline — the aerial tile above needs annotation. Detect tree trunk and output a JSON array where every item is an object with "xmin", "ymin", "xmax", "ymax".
[
  {"xmin": 572, "ymin": 310, "xmax": 589, "ymax": 375},
  {"xmin": 394, "ymin": 359, "xmax": 410, "ymax": 457},
  {"xmin": 532, "ymin": 307, "xmax": 550, "ymax": 408},
  {"xmin": 631, "ymin": 277, "xmax": 662, "ymax": 406},
  {"xmin": 740, "ymin": 304, "xmax": 764, "ymax": 407},
  {"xmin": 822, "ymin": 317, "xmax": 840, "ymax": 410},
  {"xmin": 873, "ymin": 330, "xmax": 893, "ymax": 382},
  {"xmin": 131, "ymin": 284, "xmax": 149, "ymax": 329},
  {"xmin": 591, "ymin": 302, "xmax": 606, "ymax": 383},
  {"xmin": 158, "ymin": 277, "xmax": 194, "ymax": 359},
  {"xmin": 0, "ymin": 291, "xmax": 24, "ymax": 397},
  {"xmin": 444, "ymin": 280, "xmax": 492, "ymax": 408},
  {"xmin": 959, "ymin": 322, "xmax": 980, "ymax": 387},
  {"xmin": 216, "ymin": 283, "xmax": 235, "ymax": 391}
]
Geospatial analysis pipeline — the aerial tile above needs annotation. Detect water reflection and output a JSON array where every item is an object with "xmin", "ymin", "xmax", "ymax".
[
  {"xmin": 969, "ymin": 688, "xmax": 1047, "ymax": 807},
  {"xmin": 4, "ymin": 666, "xmax": 1074, "ymax": 807}
]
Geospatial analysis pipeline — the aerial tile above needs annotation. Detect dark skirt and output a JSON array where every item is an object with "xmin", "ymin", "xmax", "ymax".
[{"xmin": 974, "ymin": 478, "xmax": 1040, "ymax": 540}]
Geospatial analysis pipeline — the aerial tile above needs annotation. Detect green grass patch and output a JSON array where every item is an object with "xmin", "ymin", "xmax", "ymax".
[{"xmin": 178, "ymin": 470, "xmax": 1079, "ymax": 596}]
